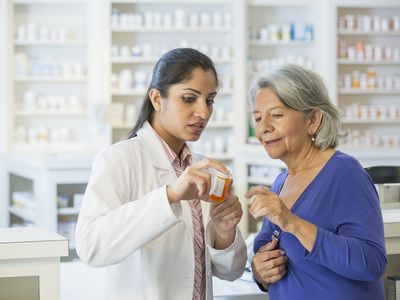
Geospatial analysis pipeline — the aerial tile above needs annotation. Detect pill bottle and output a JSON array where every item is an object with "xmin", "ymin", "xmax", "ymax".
[{"xmin": 209, "ymin": 167, "xmax": 232, "ymax": 203}]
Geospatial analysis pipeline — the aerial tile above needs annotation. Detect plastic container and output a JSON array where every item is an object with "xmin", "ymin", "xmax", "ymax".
[{"xmin": 209, "ymin": 167, "xmax": 232, "ymax": 202}]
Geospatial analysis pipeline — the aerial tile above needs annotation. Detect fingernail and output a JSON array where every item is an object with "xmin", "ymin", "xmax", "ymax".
[{"xmin": 280, "ymin": 250, "xmax": 285, "ymax": 255}]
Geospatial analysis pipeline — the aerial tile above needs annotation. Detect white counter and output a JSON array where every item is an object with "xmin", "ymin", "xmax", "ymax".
[{"xmin": 0, "ymin": 227, "xmax": 69, "ymax": 300}]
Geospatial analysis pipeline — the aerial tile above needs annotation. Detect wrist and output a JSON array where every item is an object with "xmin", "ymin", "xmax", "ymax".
[
  {"xmin": 166, "ymin": 185, "xmax": 180, "ymax": 204},
  {"xmin": 215, "ymin": 227, "xmax": 235, "ymax": 240},
  {"xmin": 283, "ymin": 214, "xmax": 301, "ymax": 234}
]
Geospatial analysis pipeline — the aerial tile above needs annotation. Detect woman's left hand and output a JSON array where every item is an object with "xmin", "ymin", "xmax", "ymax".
[
  {"xmin": 246, "ymin": 186, "xmax": 295, "ymax": 232},
  {"xmin": 210, "ymin": 180, "xmax": 242, "ymax": 239}
]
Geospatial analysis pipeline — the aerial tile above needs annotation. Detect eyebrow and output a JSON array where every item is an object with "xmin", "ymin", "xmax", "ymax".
[
  {"xmin": 182, "ymin": 88, "xmax": 217, "ymax": 96},
  {"xmin": 252, "ymin": 105, "xmax": 284, "ymax": 114}
]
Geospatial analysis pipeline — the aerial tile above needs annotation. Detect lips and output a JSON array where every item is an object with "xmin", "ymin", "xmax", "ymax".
[
  {"xmin": 188, "ymin": 122, "xmax": 205, "ymax": 134},
  {"xmin": 263, "ymin": 138, "xmax": 281, "ymax": 147}
]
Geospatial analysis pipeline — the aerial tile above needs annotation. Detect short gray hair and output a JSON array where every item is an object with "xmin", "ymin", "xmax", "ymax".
[{"xmin": 249, "ymin": 64, "xmax": 342, "ymax": 150}]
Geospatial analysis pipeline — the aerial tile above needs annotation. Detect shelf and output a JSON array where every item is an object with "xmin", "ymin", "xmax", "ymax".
[
  {"xmin": 338, "ymin": 89, "xmax": 400, "ymax": 95},
  {"xmin": 15, "ymin": 76, "xmax": 87, "ymax": 82},
  {"xmin": 338, "ymin": 30, "xmax": 400, "ymax": 36},
  {"xmin": 206, "ymin": 121, "xmax": 234, "ymax": 128},
  {"xmin": 15, "ymin": 110, "xmax": 86, "ymax": 117},
  {"xmin": 111, "ymin": 57, "xmax": 232, "ymax": 64},
  {"xmin": 111, "ymin": 89, "xmax": 147, "ymax": 96},
  {"xmin": 13, "ymin": 142, "xmax": 85, "ymax": 153},
  {"xmin": 338, "ymin": 59, "xmax": 400, "ymax": 65},
  {"xmin": 342, "ymin": 118, "xmax": 400, "ymax": 124},
  {"xmin": 111, "ymin": 0, "xmax": 229, "ymax": 3},
  {"xmin": 247, "ymin": 176, "xmax": 274, "ymax": 186},
  {"xmin": 14, "ymin": 0, "xmax": 86, "ymax": 4},
  {"xmin": 112, "ymin": 27, "xmax": 231, "ymax": 33},
  {"xmin": 9, "ymin": 206, "xmax": 36, "ymax": 223},
  {"xmin": 111, "ymin": 123, "xmax": 132, "ymax": 129},
  {"xmin": 249, "ymin": 40, "xmax": 313, "ymax": 47},
  {"xmin": 14, "ymin": 41, "xmax": 86, "ymax": 46},
  {"xmin": 248, "ymin": 0, "xmax": 315, "ymax": 6},
  {"xmin": 57, "ymin": 207, "xmax": 80, "ymax": 215}
]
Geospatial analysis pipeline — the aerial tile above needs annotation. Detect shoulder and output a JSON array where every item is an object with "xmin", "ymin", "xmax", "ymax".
[
  {"xmin": 329, "ymin": 151, "xmax": 366, "ymax": 178},
  {"xmin": 94, "ymin": 137, "xmax": 143, "ymax": 166}
]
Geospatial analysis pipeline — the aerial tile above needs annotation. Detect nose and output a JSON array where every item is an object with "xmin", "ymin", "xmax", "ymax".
[
  {"xmin": 256, "ymin": 115, "xmax": 273, "ymax": 138},
  {"xmin": 194, "ymin": 99, "xmax": 211, "ymax": 120}
]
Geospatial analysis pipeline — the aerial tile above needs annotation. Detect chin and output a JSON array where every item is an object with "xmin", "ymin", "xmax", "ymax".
[{"xmin": 264, "ymin": 149, "xmax": 281, "ymax": 160}]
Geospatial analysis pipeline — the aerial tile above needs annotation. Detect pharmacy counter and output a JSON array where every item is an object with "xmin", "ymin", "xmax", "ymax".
[
  {"xmin": 0, "ymin": 227, "xmax": 68, "ymax": 300},
  {"xmin": 382, "ymin": 205, "xmax": 400, "ymax": 255}
]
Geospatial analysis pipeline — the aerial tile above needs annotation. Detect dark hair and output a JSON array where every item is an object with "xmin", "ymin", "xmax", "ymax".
[{"xmin": 128, "ymin": 48, "xmax": 219, "ymax": 138}]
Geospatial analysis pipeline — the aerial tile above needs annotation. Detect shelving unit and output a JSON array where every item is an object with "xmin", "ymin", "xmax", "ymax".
[
  {"xmin": 4, "ymin": 153, "xmax": 93, "ymax": 255},
  {"xmin": 334, "ymin": 0, "xmax": 400, "ymax": 165},
  {"xmin": 232, "ymin": 0, "xmax": 324, "ymax": 237},
  {"xmin": 108, "ymin": 0, "xmax": 237, "ymax": 169},
  {"xmin": 7, "ymin": 0, "xmax": 91, "ymax": 154}
]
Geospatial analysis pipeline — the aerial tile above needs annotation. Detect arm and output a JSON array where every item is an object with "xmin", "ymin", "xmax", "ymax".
[
  {"xmin": 303, "ymin": 168, "xmax": 387, "ymax": 281},
  {"xmin": 75, "ymin": 148, "xmax": 182, "ymax": 267},
  {"xmin": 248, "ymin": 167, "xmax": 387, "ymax": 282},
  {"xmin": 205, "ymin": 223, "xmax": 247, "ymax": 281}
]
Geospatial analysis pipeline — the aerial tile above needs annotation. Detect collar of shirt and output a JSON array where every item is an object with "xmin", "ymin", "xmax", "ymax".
[{"xmin": 152, "ymin": 126, "xmax": 192, "ymax": 168}]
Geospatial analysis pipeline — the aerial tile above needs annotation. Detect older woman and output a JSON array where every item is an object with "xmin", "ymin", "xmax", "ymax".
[{"xmin": 247, "ymin": 64, "xmax": 387, "ymax": 300}]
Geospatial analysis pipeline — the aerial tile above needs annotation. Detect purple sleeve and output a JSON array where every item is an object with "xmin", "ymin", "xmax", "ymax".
[{"xmin": 305, "ymin": 167, "xmax": 387, "ymax": 281}]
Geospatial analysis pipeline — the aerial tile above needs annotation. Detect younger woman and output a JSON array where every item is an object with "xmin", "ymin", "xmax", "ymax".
[{"xmin": 76, "ymin": 48, "xmax": 246, "ymax": 300}]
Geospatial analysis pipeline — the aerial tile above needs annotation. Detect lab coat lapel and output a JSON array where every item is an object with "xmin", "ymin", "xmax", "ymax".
[
  {"xmin": 136, "ymin": 121, "xmax": 176, "ymax": 185},
  {"xmin": 137, "ymin": 122, "xmax": 194, "ymax": 234}
]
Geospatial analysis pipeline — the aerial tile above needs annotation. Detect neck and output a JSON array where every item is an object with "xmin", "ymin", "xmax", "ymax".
[
  {"xmin": 285, "ymin": 145, "xmax": 321, "ymax": 176},
  {"xmin": 150, "ymin": 120, "xmax": 184, "ymax": 156}
]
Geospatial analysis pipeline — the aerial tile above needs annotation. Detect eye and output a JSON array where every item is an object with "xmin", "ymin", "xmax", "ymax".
[
  {"xmin": 206, "ymin": 98, "xmax": 215, "ymax": 106},
  {"xmin": 182, "ymin": 95, "xmax": 196, "ymax": 103},
  {"xmin": 272, "ymin": 114, "xmax": 283, "ymax": 118},
  {"xmin": 254, "ymin": 117, "xmax": 261, "ymax": 123}
]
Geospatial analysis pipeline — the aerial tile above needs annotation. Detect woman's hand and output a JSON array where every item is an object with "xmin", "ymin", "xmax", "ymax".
[
  {"xmin": 247, "ymin": 186, "xmax": 318, "ymax": 252},
  {"xmin": 210, "ymin": 180, "xmax": 243, "ymax": 248},
  {"xmin": 252, "ymin": 239, "xmax": 287, "ymax": 289},
  {"xmin": 246, "ymin": 186, "xmax": 295, "ymax": 232},
  {"xmin": 166, "ymin": 158, "xmax": 229, "ymax": 203}
]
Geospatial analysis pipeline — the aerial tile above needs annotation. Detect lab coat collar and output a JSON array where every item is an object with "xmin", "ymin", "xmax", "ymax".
[
  {"xmin": 136, "ymin": 121, "xmax": 175, "ymax": 171},
  {"xmin": 136, "ymin": 121, "xmax": 203, "ymax": 168}
]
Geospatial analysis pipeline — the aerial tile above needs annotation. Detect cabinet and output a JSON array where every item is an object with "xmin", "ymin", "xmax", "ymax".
[
  {"xmin": 234, "ymin": 0, "xmax": 324, "ymax": 237},
  {"xmin": 244, "ymin": 0, "xmax": 322, "ymax": 144},
  {"xmin": 108, "ymin": 0, "xmax": 237, "ymax": 166},
  {"xmin": 5, "ymin": 0, "xmax": 92, "ymax": 154},
  {"xmin": 334, "ymin": 0, "xmax": 400, "ymax": 163},
  {"xmin": 3, "ymin": 153, "xmax": 92, "ymax": 254},
  {"xmin": 0, "ymin": 227, "xmax": 68, "ymax": 300}
]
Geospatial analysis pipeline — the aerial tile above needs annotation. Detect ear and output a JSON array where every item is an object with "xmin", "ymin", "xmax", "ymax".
[
  {"xmin": 149, "ymin": 89, "xmax": 162, "ymax": 112},
  {"xmin": 308, "ymin": 109, "xmax": 323, "ymax": 136}
]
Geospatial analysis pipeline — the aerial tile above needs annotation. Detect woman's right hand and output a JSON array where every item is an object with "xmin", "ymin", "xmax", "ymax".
[
  {"xmin": 166, "ymin": 158, "xmax": 229, "ymax": 203},
  {"xmin": 251, "ymin": 239, "xmax": 288, "ymax": 290}
]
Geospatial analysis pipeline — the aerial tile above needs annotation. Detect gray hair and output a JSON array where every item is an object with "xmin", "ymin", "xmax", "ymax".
[{"xmin": 249, "ymin": 64, "xmax": 342, "ymax": 150}]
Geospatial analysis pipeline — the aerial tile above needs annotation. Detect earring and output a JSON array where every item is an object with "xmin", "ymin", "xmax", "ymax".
[{"xmin": 311, "ymin": 135, "xmax": 315, "ymax": 142}]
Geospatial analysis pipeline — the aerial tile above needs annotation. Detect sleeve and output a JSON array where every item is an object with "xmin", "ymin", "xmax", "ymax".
[
  {"xmin": 75, "ymin": 148, "xmax": 183, "ymax": 267},
  {"xmin": 305, "ymin": 166, "xmax": 387, "ymax": 281},
  {"xmin": 205, "ymin": 223, "xmax": 247, "ymax": 281}
]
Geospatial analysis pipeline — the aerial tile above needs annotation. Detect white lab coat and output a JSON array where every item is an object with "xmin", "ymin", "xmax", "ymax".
[{"xmin": 75, "ymin": 121, "xmax": 247, "ymax": 300}]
